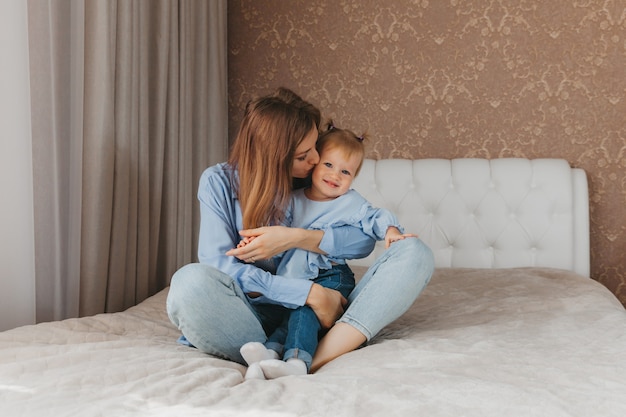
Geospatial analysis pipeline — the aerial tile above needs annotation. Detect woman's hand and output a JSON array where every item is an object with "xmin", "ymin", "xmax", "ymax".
[
  {"xmin": 305, "ymin": 283, "xmax": 347, "ymax": 329},
  {"xmin": 226, "ymin": 226, "xmax": 324, "ymax": 261}
]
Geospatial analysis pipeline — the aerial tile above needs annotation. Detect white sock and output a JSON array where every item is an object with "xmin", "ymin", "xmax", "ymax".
[
  {"xmin": 244, "ymin": 362, "xmax": 266, "ymax": 380},
  {"xmin": 240, "ymin": 342, "xmax": 279, "ymax": 365},
  {"xmin": 259, "ymin": 358, "xmax": 307, "ymax": 379}
]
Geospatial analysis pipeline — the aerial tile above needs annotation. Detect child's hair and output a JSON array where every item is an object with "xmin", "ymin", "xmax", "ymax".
[{"xmin": 316, "ymin": 120, "xmax": 367, "ymax": 176}]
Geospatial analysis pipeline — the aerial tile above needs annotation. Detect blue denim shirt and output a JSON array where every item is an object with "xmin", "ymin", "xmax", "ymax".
[
  {"xmin": 277, "ymin": 188, "xmax": 402, "ymax": 281},
  {"xmin": 196, "ymin": 163, "xmax": 375, "ymax": 309}
]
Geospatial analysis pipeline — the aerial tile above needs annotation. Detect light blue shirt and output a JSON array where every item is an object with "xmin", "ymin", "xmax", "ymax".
[
  {"xmin": 197, "ymin": 163, "xmax": 376, "ymax": 309},
  {"xmin": 277, "ymin": 188, "xmax": 402, "ymax": 281}
]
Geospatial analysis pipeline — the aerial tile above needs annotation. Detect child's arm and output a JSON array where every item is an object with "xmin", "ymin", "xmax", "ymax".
[{"xmin": 384, "ymin": 226, "xmax": 419, "ymax": 249}]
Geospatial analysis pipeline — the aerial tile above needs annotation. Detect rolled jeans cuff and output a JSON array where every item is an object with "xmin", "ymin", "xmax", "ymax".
[
  {"xmin": 283, "ymin": 348, "xmax": 313, "ymax": 371},
  {"xmin": 337, "ymin": 316, "xmax": 373, "ymax": 341}
]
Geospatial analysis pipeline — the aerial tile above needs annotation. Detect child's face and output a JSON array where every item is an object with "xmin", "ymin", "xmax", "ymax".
[{"xmin": 309, "ymin": 147, "xmax": 361, "ymax": 201}]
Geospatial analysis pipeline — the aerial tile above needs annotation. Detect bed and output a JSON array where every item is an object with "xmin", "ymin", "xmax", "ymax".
[{"xmin": 2, "ymin": 158, "xmax": 626, "ymax": 417}]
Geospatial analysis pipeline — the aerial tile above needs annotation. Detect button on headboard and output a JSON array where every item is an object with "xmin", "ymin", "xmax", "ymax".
[{"xmin": 350, "ymin": 158, "xmax": 590, "ymax": 277}]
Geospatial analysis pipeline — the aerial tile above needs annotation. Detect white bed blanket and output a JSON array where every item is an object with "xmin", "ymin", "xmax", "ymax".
[{"xmin": 1, "ymin": 267, "xmax": 625, "ymax": 417}]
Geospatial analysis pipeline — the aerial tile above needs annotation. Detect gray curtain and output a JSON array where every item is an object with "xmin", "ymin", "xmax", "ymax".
[{"xmin": 27, "ymin": 0, "xmax": 227, "ymax": 321}]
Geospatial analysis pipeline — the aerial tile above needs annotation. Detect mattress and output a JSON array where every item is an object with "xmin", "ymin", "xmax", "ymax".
[{"xmin": 1, "ymin": 267, "xmax": 625, "ymax": 417}]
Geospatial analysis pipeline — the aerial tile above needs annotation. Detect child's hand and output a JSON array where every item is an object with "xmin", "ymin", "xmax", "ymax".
[
  {"xmin": 385, "ymin": 226, "xmax": 418, "ymax": 248},
  {"xmin": 236, "ymin": 235, "xmax": 256, "ymax": 249}
]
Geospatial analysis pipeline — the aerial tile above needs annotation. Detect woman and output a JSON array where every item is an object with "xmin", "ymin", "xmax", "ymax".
[{"xmin": 166, "ymin": 87, "xmax": 434, "ymax": 373}]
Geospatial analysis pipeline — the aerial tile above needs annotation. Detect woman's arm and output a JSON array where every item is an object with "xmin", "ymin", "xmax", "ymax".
[
  {"xmin": 227, "ymin": 225, "xmax": 376, "ymax": 261},
  {"xmin": 198, "ymin": 166, "xmax": 314, "ymax": 308},
  {"xmin": 225, "ymin": 224, "xmax": 372, "ymax": 327},
  {"xmin": 226, "ymin": 226, "xmax": 324, "ymax": 260},
  {"xmin": 227, "ymin": 189, "xmax": 379, "ymax": 262}
]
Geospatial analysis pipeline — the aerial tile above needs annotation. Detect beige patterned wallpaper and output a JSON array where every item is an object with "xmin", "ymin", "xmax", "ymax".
[{"xmin": 228, "ymin": 0, "xmax": 626, "ymax": 307}]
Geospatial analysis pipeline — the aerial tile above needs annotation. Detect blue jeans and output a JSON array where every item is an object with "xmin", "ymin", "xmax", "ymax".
[
  {"xmin": 166, "ymin": 238, "xmax": 434, "ymax": 365},
  {"xmin": 265, "ymin": 264, "xmax": 355, "ymax": 370}
]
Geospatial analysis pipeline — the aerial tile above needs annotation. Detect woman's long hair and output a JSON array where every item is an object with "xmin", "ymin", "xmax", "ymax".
[{"xmin": 229, "ymin": 88, "xmax": 321, "ymax": 229}]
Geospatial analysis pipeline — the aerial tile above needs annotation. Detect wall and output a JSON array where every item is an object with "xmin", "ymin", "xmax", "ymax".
[
  {"xmin": 228, "ymin": 0, "xmax": 626, "ymax": 306},
  {"xmin": 0, "ymin": 0, "xmax": 36, "ymax": 331}
]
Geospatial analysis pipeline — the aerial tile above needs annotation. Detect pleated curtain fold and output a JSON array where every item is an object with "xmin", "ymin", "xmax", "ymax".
[{"xmin": 27, "ymin": 0, "xmax": 228, "ymax": 321}]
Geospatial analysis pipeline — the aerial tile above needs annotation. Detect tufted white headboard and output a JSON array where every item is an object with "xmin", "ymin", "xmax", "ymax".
[{"xmin": 349, "ymin": 158, "xmax": 590, "ymax": 277}]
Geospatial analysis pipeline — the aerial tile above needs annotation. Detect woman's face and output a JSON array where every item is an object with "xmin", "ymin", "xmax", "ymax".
[{"xmin": 292, "ymin": 126, "xmax": 320, "ymax": 179}]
